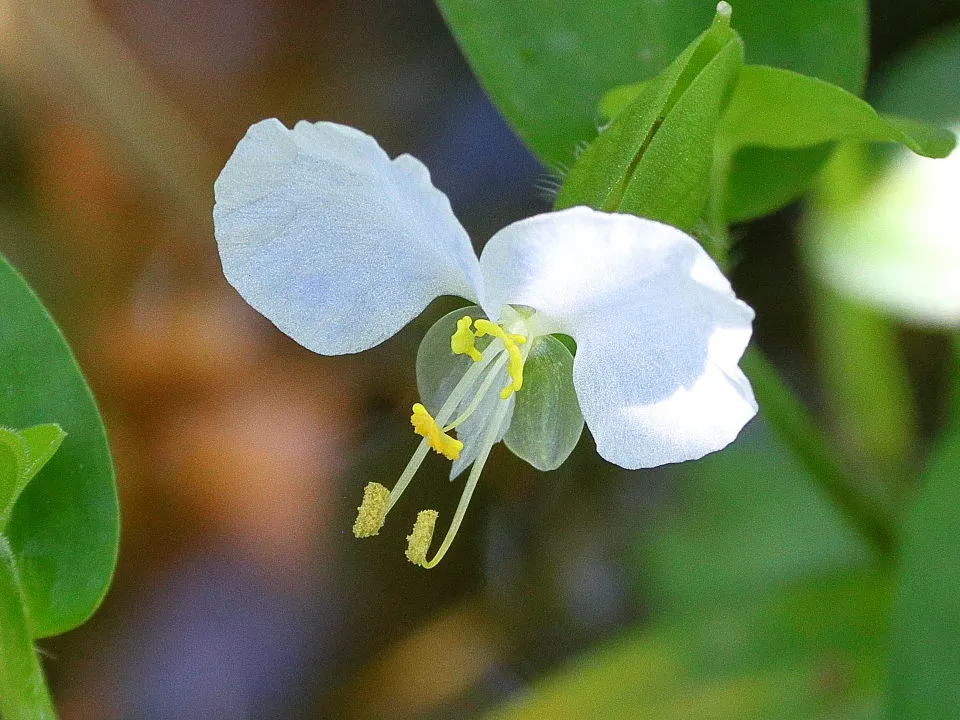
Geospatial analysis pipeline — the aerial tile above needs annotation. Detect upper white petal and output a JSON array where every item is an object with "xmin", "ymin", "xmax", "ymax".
[
  {"xmin": 479, "ymin": 206, "xmax": 757, "ymax": 468},
  {"xmin": 214, "ymin": 119, "xmax": 483, "ymax": 355}
]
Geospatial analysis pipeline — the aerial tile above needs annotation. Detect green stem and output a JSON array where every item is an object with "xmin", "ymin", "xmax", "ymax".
[
  {"xmin": 809, "ymin": 283, "xmax": 917, "ymax": 502},
  {"xmin": 0, "ymin": 537, "xmax": 56, "ymax": 720},
  {"xmin": 741, "ymin": 347, "xmax": 897, "ymax": 558},
  {"xmin": 948, "ymin": 335, "xmax": 960, "ymax": 433},
  {"xmin": 708, "ymin": 156, "xmax": 897, "ymax": 556}
]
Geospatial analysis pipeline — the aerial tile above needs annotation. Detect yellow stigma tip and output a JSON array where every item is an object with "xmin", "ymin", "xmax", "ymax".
[
  {"xmin": 406, "ymin": 509, "xmax": 438, "ymax": 566},
  {"xmin": 475, "ymin": 319, "xmax": 526, "ymax": 398},
  {"xmin": 411, "ymin": 403, "xmax": 463, "ymax": 460},
  {"xmin": 353, "ymin": 482, "xmax": 390, "ymax": 537},
  {"xmin": 451, "ymin": 316, "xmax": 482, "ymax": 362}
]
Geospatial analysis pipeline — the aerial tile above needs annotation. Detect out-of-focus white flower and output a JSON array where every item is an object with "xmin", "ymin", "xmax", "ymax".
[
  {"xmin": 213, "ymin": 119, "xmax": 757, "ymax": 566},
  {"xmin": 807, "ymin": 130, "xmax": 960, "ymax": 326}
]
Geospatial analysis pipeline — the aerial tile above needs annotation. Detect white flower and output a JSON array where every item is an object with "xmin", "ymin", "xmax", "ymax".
[
  {"xmin": 213, "ymin": 118, "xmax": 757, "ymax": 567},
  {"xmin": 806, "ymin": 130, "xmax": 960, "ymax": 326}
]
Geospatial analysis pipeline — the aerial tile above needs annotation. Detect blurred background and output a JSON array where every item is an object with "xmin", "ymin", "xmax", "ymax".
[{"xmin": 0, "ymin": 0, "xmax": 959, "ymax": 717}]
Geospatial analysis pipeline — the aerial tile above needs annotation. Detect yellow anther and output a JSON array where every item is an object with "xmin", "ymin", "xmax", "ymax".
[
  {"xmin": 451, "ymin": 316, "xmax": 482, "ymax": 362},
  {"xmin": 411, "ymin": 403, "xmax": 463, "ymax": 461},
  {"xmin": 474, "ymin": 319, "xmax": 527, "ymax": 399},
  {"xmin": 352, "ymin": 482, "xmax": 390, "ymax": 537},
  {"xmin": 405, "ymin": 509, "xmax": 438, "ymax": 566}
]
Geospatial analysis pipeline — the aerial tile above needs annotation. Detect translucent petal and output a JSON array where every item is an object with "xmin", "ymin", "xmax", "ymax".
[
  {"xmin": 214, "ymin": 119, "xmax": 483, "ymax": 355},
  {"xmin": 416, "ymin": 306, "xmax": 491, "ymax": 415},
  {"xmin": 503, "ymin": 335, "xmax": 583, "ymax": 471},
  {"xmin": 415, "ymin": 306, "xmax": 512, "ymax": 479},
  {"xmin": 479, "ymin": 207, "xmax": 756, "ymax": 468}
]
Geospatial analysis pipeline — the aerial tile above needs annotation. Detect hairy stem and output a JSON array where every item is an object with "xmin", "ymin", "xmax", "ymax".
[{"xmin": 0, "ymin": 537, "xmax": 56, "ymax": 720}]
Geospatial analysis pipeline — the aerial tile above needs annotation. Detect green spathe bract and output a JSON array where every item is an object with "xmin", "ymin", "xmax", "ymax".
[
  {"xmin": 555, "ymin": 5, "xmax": 744, "ymax": 233},
  {"xmin": 579, "ymin": 38, "xmax": 954, "ymax": 239},
  {"xmin": 435, "ymin": 0, "xmax": 870, "ymax": 222}
]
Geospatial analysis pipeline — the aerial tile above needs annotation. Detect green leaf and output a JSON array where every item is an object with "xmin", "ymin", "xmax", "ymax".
[
  {"xmin": 435, "ymin": 0, "xmax": 867, "ymax": 171},
  {"xmin": 871, "ymin": 22, "xmax": 960, "ymax": 125},
  {"xmin": 719, "ymin": 65, "xmax": 955, "ymax": 222},
  {"xmin": 718, "ymin": 65, "xmax": 956, "ymax": 158},
  {"xmin": 888, "ymin": 422, "xmax": 960, "ymax": 717},
  {"xmin": 0, "ymin": 539, "xmax": 55, "ymax": 720},
  {"xmin": 504, "ymin": 335, "xmax": 582, "ymax": 471},
  {"xmin": 724, "ymin": 144, "xmax": 832, "ymax": 222},
  {"xmin": 0, "ymin": 425, "xmax": 66, "ymax": 530},
  {"xmin": 0, "ymin": 253, "xmax": 118, "ymax": 638},
  {"xmin": 484, "ymin": 574, "xmax": 886, "ymax": 720},
  {"xmin": 555, "ymin": 8, "xmax": 744, "ymax": 231}
]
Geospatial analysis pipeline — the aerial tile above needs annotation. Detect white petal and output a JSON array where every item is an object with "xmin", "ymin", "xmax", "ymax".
[
  {"xmin": 479, "ymin": 206, "xmax": 756, "ymax": 468},
  {"xmin": 214, "ymin": 119, "xmax": 483, "ymax": 355}
]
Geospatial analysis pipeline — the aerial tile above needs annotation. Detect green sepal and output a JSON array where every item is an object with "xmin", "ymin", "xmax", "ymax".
[
  {"xmin": 0, "ymin": 425, "xmax": 66, "ymax": 532},
  {"xmin": 555, "ymin": 6, "xmax": 744, "ymax": 232},
  {"xmin": 504, "ymin": 335, "xmax": 583, "ymax": 472}
]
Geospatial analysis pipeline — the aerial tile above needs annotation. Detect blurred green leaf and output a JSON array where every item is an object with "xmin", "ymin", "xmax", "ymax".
[
  {"xmin": 485, "ymin": 574, "xmax": 887, "ymax": 720},
  {"xmin": 724, "ymin": 144, "xmax": 833, "ymax": 222},
  {"xmin": 0, "ymin": 254, "xmax": 118, "ymax": 638},
  {"xmin": 888, "ymin": 421, "xmax": 960, "ymax": 717},
  {"xmin": 0, "ymin": 539, "xmax": 54, "ymax": 720},
  {"xmin": 641, "ymin": 422, "xmax": 873, "ymax": 612},
  {"xmin": 555, "ymin": 8, "xmax": 743, "ymax": 232},
  {"xmin": 871, "ymin": 22, "xmax": 960, "ymax": 125},
  {"xmin": 0, "ymin": 425, "xmax": 66, "ymax": 530},
  {"xmin": 718, "ymin": 66, "xmax": 956, "ymax": 159},
  {"xmin": 435, "ymin": 0, "xmax": 866, "ymax": 170}
]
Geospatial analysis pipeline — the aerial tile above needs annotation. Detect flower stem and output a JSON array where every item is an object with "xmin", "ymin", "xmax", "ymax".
[
  {"xmin": 0, "ymin": 537, "xmax": 57, "ymax": 720},
  {"xmin": 740, "ymin": 347, "xmax": 897, "ymax": 558}
]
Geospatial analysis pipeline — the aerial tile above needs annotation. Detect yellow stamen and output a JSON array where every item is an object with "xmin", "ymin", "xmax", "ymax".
[
  {"xmin": 352, "ymin": 482, "xmax": 390, "ymax": 537},
  {"xmin": 405, "ymin": 509, "xmax": 438, "ymax": 566},
  {"xmin": 411, "ymin": 403, "xmax": 463, "ymax": 461},
  {"xmin": 474, "ymin": 319, "xmax": 527, "ymax": 399},
  {"xmin": 451, "ymin": 316, "xmax": 482, "ymax": 362}
]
